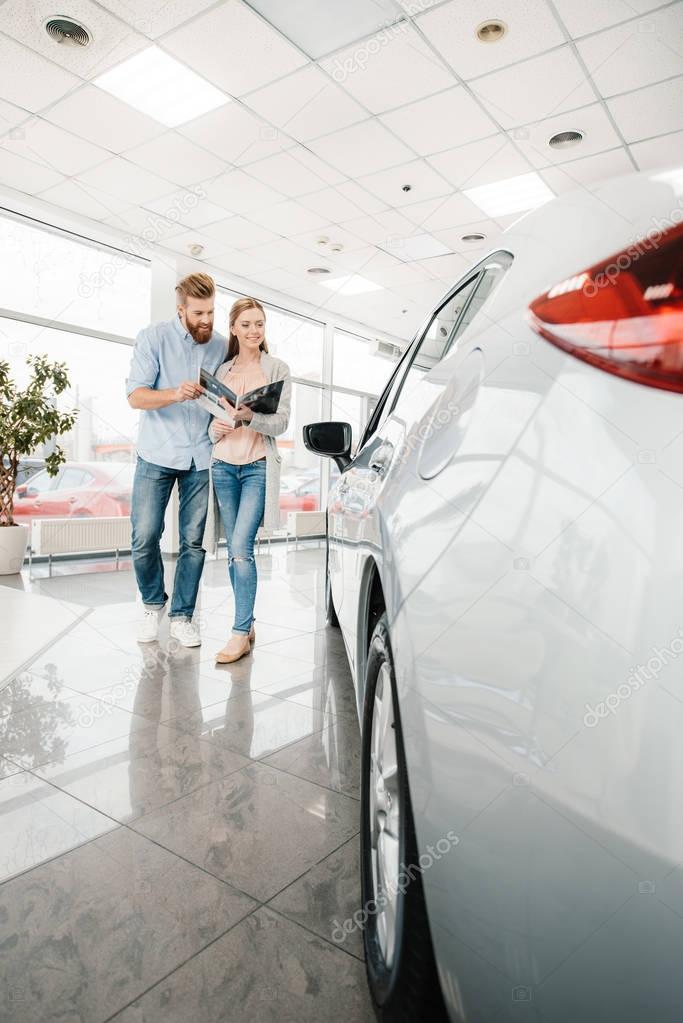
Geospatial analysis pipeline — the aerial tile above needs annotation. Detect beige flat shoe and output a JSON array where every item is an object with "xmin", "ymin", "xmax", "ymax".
[
  {"xmin": 249, "ymin": 624, "xmax": 256, "ymax": 645},
  {"xmin": 215, "ymin": 634, "xmax": 251, "ymax": 664}
]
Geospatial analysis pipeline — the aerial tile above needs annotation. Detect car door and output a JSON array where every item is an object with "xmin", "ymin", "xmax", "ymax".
[
  {"xmin": 336, "ymin": 257, "xmax": 511, "ymax": 664},
  {"xmin": 14, "ymin": 468, "xmax": 59, "ymax": 519},
  {"xmin": 43, "ymin": 467, "xmax": 90, "ymax": 516}
]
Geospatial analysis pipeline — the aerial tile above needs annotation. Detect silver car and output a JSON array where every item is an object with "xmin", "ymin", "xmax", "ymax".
[{"xmin": 304, "ymin": 169, "xmax": 683, "ymax": 1022}]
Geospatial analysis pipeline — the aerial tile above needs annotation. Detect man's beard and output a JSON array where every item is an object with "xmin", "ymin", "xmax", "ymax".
[{"xmin": 188, "ymin": 322, "xmax": 212, "ymax": 344}]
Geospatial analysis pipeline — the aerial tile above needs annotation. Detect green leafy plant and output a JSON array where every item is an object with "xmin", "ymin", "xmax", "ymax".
[{"xmin": 0, "ymin": 354, "xmax": 78, "ymax": 527}]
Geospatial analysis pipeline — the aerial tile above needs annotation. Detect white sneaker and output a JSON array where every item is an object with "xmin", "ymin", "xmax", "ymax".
[
  {"xmin": 170, "ymin": 619, "xmax": 201, "ymax": 647},
  {"xmin": 137, "ymin": 608, "xmax": 160, "ymax": 643}
]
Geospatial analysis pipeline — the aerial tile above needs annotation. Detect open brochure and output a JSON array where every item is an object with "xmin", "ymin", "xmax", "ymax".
[{"xmin": 198, "ymin": 367, "xmax": 284, "ymax": 425}]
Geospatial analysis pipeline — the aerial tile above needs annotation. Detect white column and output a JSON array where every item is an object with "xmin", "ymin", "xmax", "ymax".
[{"xmin": 150, "ymin": 253, "xmax": 181, "ymax": 555}]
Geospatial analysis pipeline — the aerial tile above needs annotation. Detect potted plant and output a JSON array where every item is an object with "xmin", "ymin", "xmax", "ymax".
[{"xmin": 0, "ymin": 354, "xmax": 77, "ymax": 574}]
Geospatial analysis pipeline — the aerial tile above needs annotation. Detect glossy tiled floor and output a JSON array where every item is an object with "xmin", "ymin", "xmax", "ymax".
[{"xmin": 0, "ymin": 546, "xmax": 374, "ymax": 1022}]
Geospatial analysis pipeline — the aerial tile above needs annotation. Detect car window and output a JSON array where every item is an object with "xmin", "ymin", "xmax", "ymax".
[
  {"xmin": 26, "ymin": 470, "xmax": 56, "ymax": 493},
  {"xmin": 59, "ymin": 468, "xmax": 88, "ymax": 490}
]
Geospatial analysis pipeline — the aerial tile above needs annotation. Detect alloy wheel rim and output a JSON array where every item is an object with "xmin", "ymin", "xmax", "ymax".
[{"xmin": 368, "ymin": 661, "xmax": 401, "ymax": 968}]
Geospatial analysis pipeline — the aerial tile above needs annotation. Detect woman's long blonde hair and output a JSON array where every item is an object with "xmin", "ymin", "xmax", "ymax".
[{"xmin": 227, "ymin": 297, "xmax": 269, "ymax": 361}]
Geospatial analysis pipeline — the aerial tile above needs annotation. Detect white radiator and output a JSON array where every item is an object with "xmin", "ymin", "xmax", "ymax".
[
  {"xmin": 31, "ymin": 516, "xmax": 132, "ymax": 562},
  {"xmin": 287, "ymin": 511, "xmax": 326, "ymax": 548}
]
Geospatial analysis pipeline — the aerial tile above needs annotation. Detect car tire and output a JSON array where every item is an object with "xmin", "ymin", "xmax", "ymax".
[
  {"xmin": 360, "ymin": 613, "xmax": 448, "ymax": 1022},
  {"xmin": 325, "ymin": 534, "xmax": 339, "ymax": 628}
]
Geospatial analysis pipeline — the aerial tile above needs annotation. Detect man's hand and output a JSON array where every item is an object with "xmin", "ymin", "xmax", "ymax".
[
  {"xmin": 175, "ymin": 380, "xmax": 203, "ymax": 402},
  {"xmin": 235, "ymin": 404, "xmax": 254, "ymax": 422}
]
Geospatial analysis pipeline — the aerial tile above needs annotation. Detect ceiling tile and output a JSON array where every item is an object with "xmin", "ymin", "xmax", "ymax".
[
  {"xmin": 401, "ymin": 191, "xmax": 486, "ymax": 231},
  {"xmin": 429, "ymin": 135, "xmax": 532, "ymax": 188},
  {"xmin": 97, "ymin": 0, "xmax": 219, "ymax": 38},
  {"xmin": 255, "ymin": 267, "xmax": 309, "ymax": 293},
  {"xmin": 357, "ymin": 159, "xmax": 452, "ymax": 207},
  {"xmin": 416, "ymin": 0, "xmax": 565, "ymax": 80},
  {"xmin": 163, "ymin": 2, "xmax": 308, "ymax": 96},
  {"xmin": 0, "ymin": 148, "xmax": 63, "ymax": 194},
  {"xmin": 553, "ymin": 0, "xmax": 666, "ymax": 37},
  {"xmin": 577, "ymin": 6, "xmax": 683, "ymax": 97},
  {"xmin": 247, "ymin": 149, "xmax": 333, "ymax": 197},
  {"xmin": 179, "ymin": 101, "xmax": 292, "ymax": 166},
  {"xmin": 378, "ymin": 234, "xmax": 452, "ymax": 263},
  {"xmin": 288, "ymin": 146, "xmax": 346, "ymax": 186},
  {"xmin": 124, "ymin": 132, "xmax": 226, "ymax": 186},
  {"xmin": 0, "ymin": 118, "xmax": 109, "ymax": 176},
  {"xmin": 506, "ymin": 104, "xmax": 623, "ymax": 167},
  {"xmin": 608, "ymin": 79, "xmax": 683, "ymax": 142},
  {"xmin": 0, "ymin": 34, "xmax": 80, "ymax": 112},
  {"xmin": 299, "ymin": 186, "xmax": 371, "ymax": 223},
  {"xmin": 413, "ymin": 251, "xmax": 471, "ymax": 281},
  {"xmin": 399, "ymin": 279, "xmax": 451, "ymax": 307},
  {"xmin": 0, "ymin": 99, "xmax": 31, "ymax": 136},
  {"xmin": 0, "ymin": 0, "xmax": 149, "ymax": 79},
  {"xmin": 208, "ymin": 247, "xmax": 277, "ymax": 279},
  {"xmin": 242, "ymin": 0, "xmax": 401, "ymax": 59},
  {"xmin": 44, "ymin": 85, "xmax": 164, "ymax": 152},
  {"xmin": 102, "ymin": 206, "xmax": 183, "ymax": 243},
  {"xmin": 243, "ymin": 237, "xmax": 321, "ymax": 274},
  {"xmin": 247, "ymin": 199, "xmax": 331, "ymax": 234},
  {"xmin": 380, "ymin": 87, "xmax": 497, "ymax": 157},
  {"xmin": 341, "ymin": 209, "xmax": 418, "ymax": 247},
  {"xmin": 320, "ymin": 24, "xmax": 454, "ymax": 113},
  {"xmin": 242, "ymin": 64, "xmax": 366, "ymax": 141},
  {"xmin": 630, "ymin": 130, "xmax": 683, "ymax": 171},
  {"xmin": 143, "ymin": 187, "xmax": 231, "ymax": 228},
  {"xmin": 202, "ymin": 215, "xmax": 279, "ymax": 249},
  {"xmin": 199, "ymin": 169, "xmax": 285, "ymax": 215},
  {"xmin": 470, "ymin": 47, "xmax": 594, "ymax": 129},
  {"xmin": 366, "ymin": 261, "xmax": 434, "ymax": 287},
  {"xmin": 38, "ymin": 178, "xmax": 130, "ymax": 220},
  {"xmin": 308, "ymin": 120, "xmax": 413, "ymax": 176},
  {"xmin": 78, "ymin": 156, "xmax": 174, "ymax": 205},
  {"xmin": 334, "ymin": 180, "xmax": 389, "ymax": 214},
  {"xmin": 539, "ymin": 148, "xmax": 634, "ymax": 193}
]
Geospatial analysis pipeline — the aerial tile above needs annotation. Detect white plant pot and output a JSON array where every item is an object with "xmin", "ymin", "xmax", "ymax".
[{"xmin": 0, "ymin": 523, "xmax": 29, "ymax": 575}]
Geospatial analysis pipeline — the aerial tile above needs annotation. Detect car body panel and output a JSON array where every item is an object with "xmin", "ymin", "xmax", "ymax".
[{"xmin": 325, "ymin": 168, "xmax": 683, "ymax": 1021}]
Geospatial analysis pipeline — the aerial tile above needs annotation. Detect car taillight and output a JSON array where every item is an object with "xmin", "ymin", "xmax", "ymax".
[{"xmin": 528, "ymin": 222, "xmax": 683, "ymax": 393}]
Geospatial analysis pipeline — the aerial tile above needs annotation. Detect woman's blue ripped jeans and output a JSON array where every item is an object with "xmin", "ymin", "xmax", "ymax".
[{"xmin": 211, "ymin": 458, "xmax": 266, "ymax": 635}]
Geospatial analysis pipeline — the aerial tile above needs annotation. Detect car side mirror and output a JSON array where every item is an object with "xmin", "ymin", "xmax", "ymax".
[{"xmin": 303, "ymin": 422, "xmax": 353, "ymax": 471}]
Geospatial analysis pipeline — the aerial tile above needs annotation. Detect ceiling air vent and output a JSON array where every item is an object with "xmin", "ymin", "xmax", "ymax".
[
  {"xmin": 45, "ymin": 17, "xmax": 91, "ymax": 48},
  {"xmin": 548, "ymin": 130, "xmax": 584, "ymax": 150},
  {"xmin": 375, "ymin": 339, "xmax": 403, "ymax": 361}
]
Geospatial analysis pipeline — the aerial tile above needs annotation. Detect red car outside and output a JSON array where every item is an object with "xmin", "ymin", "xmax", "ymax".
[{"xmin": 12, "ymin": 461, "xmax": 135, "ymax": 522}]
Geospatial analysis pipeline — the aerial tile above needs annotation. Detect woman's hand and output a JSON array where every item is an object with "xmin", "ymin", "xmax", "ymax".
[
  {"xmin": 212, "ymin": 419, "xmax": 236, "ymax": 437},
  {"xmin": 235, "ymin": 404, "xmax": 254, "ymax": 422}
]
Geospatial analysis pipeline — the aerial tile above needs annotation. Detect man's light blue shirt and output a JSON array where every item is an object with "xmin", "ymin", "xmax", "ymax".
[{"xmin": 126, "ymin": 314, "xmax": 227, "ymax": 471}]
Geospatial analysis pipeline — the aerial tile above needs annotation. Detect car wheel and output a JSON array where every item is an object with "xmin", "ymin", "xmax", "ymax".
[
  {"xmin": 325, "ymin": 535, "xmax": 339, "ymax": 628},
  {"xmin": 360, "ymin": 613, "xmax": 447, "ymax": 1022}
]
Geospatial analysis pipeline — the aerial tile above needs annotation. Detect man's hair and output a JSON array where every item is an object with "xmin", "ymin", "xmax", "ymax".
[{"xmin": 176, "ymin": 272, "xmax": 215, "ymax": 305}]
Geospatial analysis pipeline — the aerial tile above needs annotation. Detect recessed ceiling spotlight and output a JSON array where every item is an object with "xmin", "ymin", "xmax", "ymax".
[
  {"xmin": 476, "ymin": 19, "xmax": 507, "ymax": 43},
  {"xmin": 461, "ymin": 232, "xmax": 486, "ymax": 242},
  {"xmin": 316, "ymin": 236, "xmax": 329, "ymax": 247},
  {"xmin": 307, "ymin": 266, "xmax": 332, "ymax": 275},
  {"xmin": 548, "ymin": 129, "xmax": 585, "ymax": 150},
  {"xmin": 330, "ymin": 242, "xmax": 344, "ymax": 253},
  {"xmin": 45, "ymin": 17, "xmax": 91, "ymax": 47},
  {"xmin": 189, "ymin": 243, "xmax": 204, "ymax": 257}
]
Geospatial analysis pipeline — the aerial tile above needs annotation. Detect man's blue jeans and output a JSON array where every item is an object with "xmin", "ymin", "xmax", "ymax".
[
  {"xmin": 131, "ymin": 456, "xmax": 209, "ymax": 620},
  {"xmin": 212, "ymin": 458, "xmax": 266, "ymax": 635}
]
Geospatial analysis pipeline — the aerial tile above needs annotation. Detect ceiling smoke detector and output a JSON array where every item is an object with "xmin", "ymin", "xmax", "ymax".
[
  {"xmin": 45, "ymin": 17, "xmax": 91, "ymax": 47},
  {"xmin": 330, "ymin": 242, "xmax": 344, "ymax": 253},
  {"xmin": 307, "ymin": 266, "xmax": 331, "ymax": 275},
  {"xmin": 548, "ymin": 129, "xmax": 585, "ymax": 150},
  {"xmin": 189, "ymin": 243, "xmax": 204, "ymax": 257},
  {"xmin": 461, "ymin": 232, "xmax": 486, "ymax": 242},
  {"xmin": 476, "ymin": 19, "xmax": 507, "ymax": 43}
]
